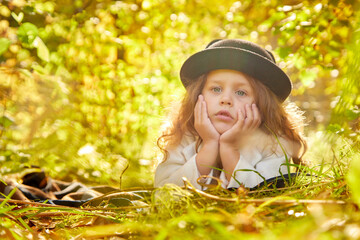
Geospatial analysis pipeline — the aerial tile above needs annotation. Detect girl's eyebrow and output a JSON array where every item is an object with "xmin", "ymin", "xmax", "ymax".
[
  {"xmin": 208, "ymin": 79, "xmax": 250, "ymax": 87},
  {"xmin": 206, "ymin": 79, "xmax": 222, "ymax": 84}
]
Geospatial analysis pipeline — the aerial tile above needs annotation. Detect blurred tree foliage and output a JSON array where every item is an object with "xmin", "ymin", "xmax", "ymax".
[
  {"xmin": 0, "ymin": 0, "xmax": 359, "ymax": 187},
  {"xmin": 329, "ymin": 9, "xmax": 360, "ymax": 142}
]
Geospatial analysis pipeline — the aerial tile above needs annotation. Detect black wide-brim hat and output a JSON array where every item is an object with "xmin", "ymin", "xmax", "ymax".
[{"xmin": 180, "ymin": 39, "xmax": 292, "ymax": 102}]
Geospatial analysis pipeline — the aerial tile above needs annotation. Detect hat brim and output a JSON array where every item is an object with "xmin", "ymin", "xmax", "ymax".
[{"xmin": 180, "ymin": 47, "xmax": 292, "ymax": 102}]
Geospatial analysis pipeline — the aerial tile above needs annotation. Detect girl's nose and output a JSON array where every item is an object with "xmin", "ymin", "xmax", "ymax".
[{"xmin": 220, "ymin": 95, "xmax": 232, "ymax": 106}]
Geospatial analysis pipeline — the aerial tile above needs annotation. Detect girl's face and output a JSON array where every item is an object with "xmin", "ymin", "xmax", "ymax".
[{"xmin": 201, "ymin": 69, "xmax": 256, "ymax": 134}]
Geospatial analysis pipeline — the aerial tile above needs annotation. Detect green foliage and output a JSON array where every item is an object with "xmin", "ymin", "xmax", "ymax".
[
  {"xmin": 0, "ymin": 142, "xmax": 355, "ymax": 239},
  {"xmin": 17, "ymin": 22, "xmax": 38, "ymax": 45},
  {"xmin": 328, "ymin": 9, "xmax": 360, "ymax": 142},
  {"xmin": 0, "ymin": 38, "xmax": 11, "ymax": 56},
  {"xmin": 1, "ymin": 0, "xmax": 359, "ymax": 237},
  {"xmin": 347, "ymin": 156, "xmax": 360, "ymax": 206},
  {"xmin": 0, "ymin": 0, "xmax": 359, "ymax": 189}
]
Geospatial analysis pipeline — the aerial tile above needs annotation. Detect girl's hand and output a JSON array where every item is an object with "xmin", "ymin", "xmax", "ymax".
[
  {"xmin": 220, "ymin": 103, "xmax": 261, "ymax": 148},
  {"xmin": 194, "ymin": 95, "xmax": 220, "ymax": 144},
  {"xmin": 219, "ymin": 103, "xmax": 261, "ymax": 180},
  {"xmin": 194, "ymin": 95, "xmax": 221, "ymax": 175}
]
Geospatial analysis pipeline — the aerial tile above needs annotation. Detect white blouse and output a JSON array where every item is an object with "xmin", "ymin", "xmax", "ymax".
[{"xmin": 154, "ymin": 129, "xmax": 300, "ymax": 190}]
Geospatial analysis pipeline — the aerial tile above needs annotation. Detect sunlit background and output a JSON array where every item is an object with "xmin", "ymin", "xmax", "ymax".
[{"xmin": 0, "ymin": 0, "xmax": 359, "ymax": 189}]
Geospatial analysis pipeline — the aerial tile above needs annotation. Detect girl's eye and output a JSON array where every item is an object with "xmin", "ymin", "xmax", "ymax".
[
  {"xmin": 236, "ymin": 90, "xmax": 246, "ymax": 96},
  {"xmin": 212, "ymin": 87, "xmax": 221, "ymax": 93}
]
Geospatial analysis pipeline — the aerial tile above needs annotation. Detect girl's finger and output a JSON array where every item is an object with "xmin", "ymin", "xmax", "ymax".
[
  {"xmin": 201, "ymin": 98, "xmax": 208, "ymax": 123},
  {"xmin": 197, "ymin": 95, "xmax": 206, "ymax": 123},
  {"xmin": 252, "ymin": 103, "xmax": 261, "ymax": 127},
  {"xmin": 194, "ymin": 95, "xmax": 202, "ymax": 124},
  {"xmin": 244, "ymin": 104, "xmax": 254, "ymax": 128},
  {"xmin": 236, "ymin": 108, "xmax": 245, "ymax": 129}
]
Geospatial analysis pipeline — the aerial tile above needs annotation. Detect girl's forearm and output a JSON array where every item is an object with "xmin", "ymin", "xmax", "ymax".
[
  {"xmin": 195, "ymin": 141, "xmax": 219, "ymax": 175},
  {"xmin": 219, "ymin": 143, "xmax": 240, "ymax": 181}
]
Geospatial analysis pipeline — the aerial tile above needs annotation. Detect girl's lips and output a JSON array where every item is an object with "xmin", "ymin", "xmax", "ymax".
[{"xmin": 215, "ymin": 110, "xmax": 233, "ymax": 121}]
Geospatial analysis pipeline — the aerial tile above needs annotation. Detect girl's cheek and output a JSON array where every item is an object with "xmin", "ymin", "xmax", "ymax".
[{"xmin": 203, "ymin": 96, "xmax": 210, "ymax": 105}]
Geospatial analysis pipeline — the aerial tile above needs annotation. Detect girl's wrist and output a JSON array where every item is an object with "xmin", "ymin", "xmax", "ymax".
[
  {"xmin": 202, "ymin": 139, "xmax": 219, "ymax": 148},
  {"xmin": 219, "ymin": 137, "xmax": 239, "ymax": 150},
  {"xmin": 219, "ymin": 143, "xmax": 240, "ymax": 180},
  {"xmin": 219, "ymin": 142, "xmax": 239, "ymax": 154}
]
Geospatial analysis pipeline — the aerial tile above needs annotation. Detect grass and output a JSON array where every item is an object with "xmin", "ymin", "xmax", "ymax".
[{"xmin": 0, "ymin": 131, "xmax": 359, "ymax": 239}]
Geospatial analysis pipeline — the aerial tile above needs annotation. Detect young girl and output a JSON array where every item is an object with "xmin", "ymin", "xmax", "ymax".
[{"xmin": 154, "ymin": 39, "xmax": 306, "ymax": 190}]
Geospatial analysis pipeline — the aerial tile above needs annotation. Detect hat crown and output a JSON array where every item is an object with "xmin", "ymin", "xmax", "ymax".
[
  {"xmin": 180, "ymin": 38, "xmax": 292, "ymax": 102},
  {"xmin": 206, "ymin": 39, "xmax": 276, "ymax": 63}
]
